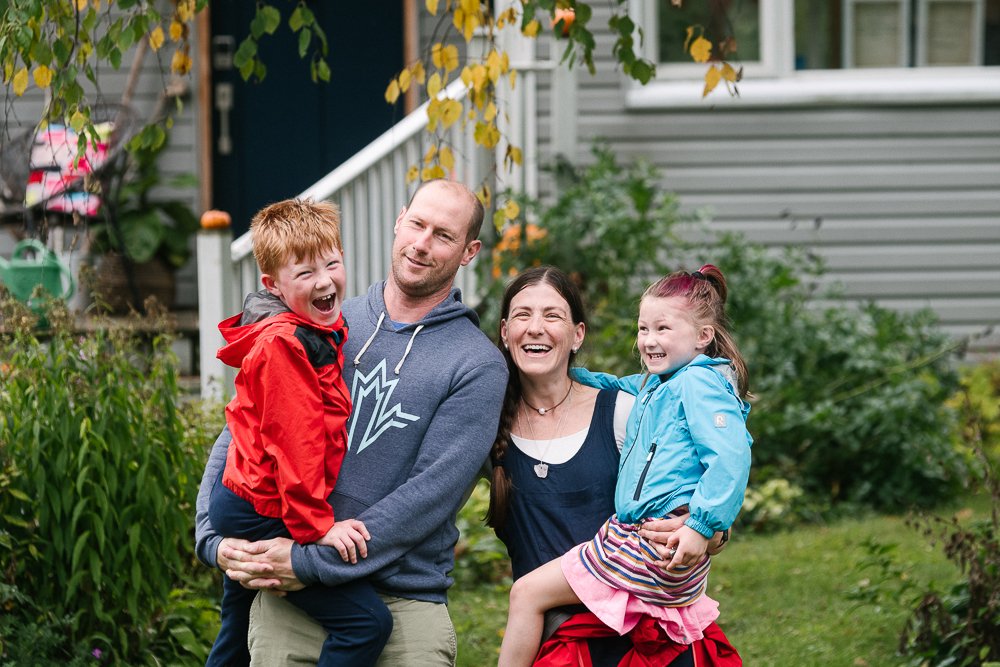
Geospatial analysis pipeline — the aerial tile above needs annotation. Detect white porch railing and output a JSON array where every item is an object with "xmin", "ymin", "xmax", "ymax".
[{"xmin": 197, "ymin": 80, "xmax": 493, "ymax": 400}]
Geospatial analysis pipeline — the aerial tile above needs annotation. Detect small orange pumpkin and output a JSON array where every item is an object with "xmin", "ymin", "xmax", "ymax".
[{"xmin": 200, "ymin": 209, "xmax": 232, "ymax": 230}]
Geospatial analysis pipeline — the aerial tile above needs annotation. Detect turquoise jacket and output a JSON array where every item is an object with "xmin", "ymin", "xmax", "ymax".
[{"xmin": 573, "ymin": 355, "xmax": 752, "ymax": 538}]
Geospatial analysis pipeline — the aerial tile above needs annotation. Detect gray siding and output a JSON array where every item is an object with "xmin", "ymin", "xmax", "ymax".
[{"xmin": 531, "ymin": 10, "xmax": 1000, "ymax": 354}]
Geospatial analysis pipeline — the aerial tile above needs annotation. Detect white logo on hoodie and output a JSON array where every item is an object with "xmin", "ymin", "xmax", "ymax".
[{"xmin": 348, "ymin": 359, "xmax": 420, "ymax": 453}]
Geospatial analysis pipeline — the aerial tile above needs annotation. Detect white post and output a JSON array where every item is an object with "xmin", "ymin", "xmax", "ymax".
[
  {"xmin": 550, "ymin": 57, "xmax": 578, "ymax": 163},
  {"xmin": 197, "ymin": 227, "xmax": 235, "ymax": 401},
  {"xmin": 495, "ymin": 0, "xmax": 537, "ymax": 197}
]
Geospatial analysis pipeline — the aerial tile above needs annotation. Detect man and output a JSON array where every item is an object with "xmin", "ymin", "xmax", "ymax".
[{"xmin": 195, "ymin": 179, "xmax": 508, "ymax": 665}]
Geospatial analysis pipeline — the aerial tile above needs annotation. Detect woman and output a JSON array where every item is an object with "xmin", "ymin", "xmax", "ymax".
[{"xmin": 487, "ymin": 266, "xmax": 740, "ymax": 666}]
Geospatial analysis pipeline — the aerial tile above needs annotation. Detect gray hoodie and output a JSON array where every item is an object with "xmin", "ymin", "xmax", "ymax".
[{"xmin": 195, "ymin": 282, "xmax": 507, "ymax": 603}]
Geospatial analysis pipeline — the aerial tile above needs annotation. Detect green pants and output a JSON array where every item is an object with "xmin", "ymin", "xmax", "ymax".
[{"xmin": 248, "ymin": 591, "xmax": 457, "ymax": 666}]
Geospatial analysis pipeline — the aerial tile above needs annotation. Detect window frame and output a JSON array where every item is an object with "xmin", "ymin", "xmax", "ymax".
[
  {"xmin": 625, "ymin": 0, "xmax": 1000, "ymax": 109},
  {"xmin": 916, "ymin": 0, "xmax": 986, "ymax": 66}
]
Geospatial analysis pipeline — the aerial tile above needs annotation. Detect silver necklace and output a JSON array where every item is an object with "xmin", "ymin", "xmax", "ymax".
[{"xmin": 521, "ymin": 385, "xmax": 572, "ymax": 478}]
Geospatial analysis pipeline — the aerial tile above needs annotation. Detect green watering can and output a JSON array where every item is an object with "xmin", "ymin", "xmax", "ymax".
[{"xmin": 0, "ymin": 239, "xmax": 76, "ymax": 310}]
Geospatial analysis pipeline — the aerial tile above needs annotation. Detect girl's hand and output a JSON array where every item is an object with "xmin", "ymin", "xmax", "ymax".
[
  {"xmin": 662, "ymin": 525, "xmax": 709, "ymax": 571},
  {"xmin": 318, "ymin": 519, "xmax": 371, "ymax": 563}
]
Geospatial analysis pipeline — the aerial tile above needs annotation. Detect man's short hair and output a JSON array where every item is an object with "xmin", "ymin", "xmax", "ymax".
[
  {"xmin": 251, "ymin": 199, "xmax": 342, "ymax": 276},
  {"xmin": 407, "ymin": 180, "xmax": 485, "ymax": 243}
]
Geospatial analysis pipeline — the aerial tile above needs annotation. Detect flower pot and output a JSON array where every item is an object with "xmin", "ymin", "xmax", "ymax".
[{"xmin": 89, "ymin": 252, "xmax": 176, "ymax": 313}]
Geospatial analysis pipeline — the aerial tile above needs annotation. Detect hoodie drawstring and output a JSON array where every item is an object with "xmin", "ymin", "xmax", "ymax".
[
  {"xmin": 354, "ymin": 312, "xmax": 385, "ymax": 366},
  {"xmin": 353, "ymin": 312, "xmax": 423, "ymax": 375},
  {"xmin": 394, "ymin": 325, "xmax": 424, "ymax": 375}
]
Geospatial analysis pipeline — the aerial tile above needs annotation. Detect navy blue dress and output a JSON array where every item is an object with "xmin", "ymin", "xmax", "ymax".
[
  {"xmin": 497, "ymin": 389, "xmax": 619, "ymax": 579},
  {"xmin": 497, "ymin": 389, "xmax": 634, "ymax": 664}
]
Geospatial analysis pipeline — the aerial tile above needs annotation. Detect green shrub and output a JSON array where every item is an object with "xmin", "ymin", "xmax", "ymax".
[
  {"xmin": 950, "ymin": 360, "xmax": 1000, "ymax": 463},
  {"xmin": 0, "ymin": 296, "xmax": 210, "ymax": 664},
  {"xmin": 453, "ymin": 479, "xmax": 512, "ymax": 587},
  {"xmin": 713, "ymin": 236, "xmax": 967, "ymax": 511},
  {"xmin": 899, "ymin": 446, "xmax": 1000, "ymax": 665},
  {"xmin": 739, "ymin": 478, "xmax": 806, "ymax": 530},
  {"xmin": 474, "ymin": 146, "xmax": 966, "ymax": 517}
]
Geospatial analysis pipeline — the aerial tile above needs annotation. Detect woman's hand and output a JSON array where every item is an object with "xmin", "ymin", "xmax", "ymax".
[
  {"xmin": 641, "ymin": 517, "xmax": 729, "ymax": 566},
  {"xmin": 664, "ymin": 525, "xmax": 710, "ymax": 571},
  {"xmin": 218, "ymin": 537, "xmax": 304, "ymax": 593},
  {"xmin": 318, "ymin": 519, "xmax": 371, "ymax": 564},
  {"xmin": 638, "ymin": 515, "xmax": 687, "ymax": 547}
]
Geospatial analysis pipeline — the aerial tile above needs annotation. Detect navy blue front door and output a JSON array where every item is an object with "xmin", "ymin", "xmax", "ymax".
[{"xmin": 211, "ymin": 2, "xmax": 404, "ymax": 236}]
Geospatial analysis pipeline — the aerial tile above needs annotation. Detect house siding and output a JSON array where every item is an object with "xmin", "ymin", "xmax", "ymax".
[{"xmin": 530, "ymin": 11, "xmax": 1000, "ymax": 354}]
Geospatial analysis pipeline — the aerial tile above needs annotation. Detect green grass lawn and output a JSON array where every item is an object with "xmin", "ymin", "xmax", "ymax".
[{"xmin": 449, "ymin": 494, "xmax": 990, "ymax": 666}]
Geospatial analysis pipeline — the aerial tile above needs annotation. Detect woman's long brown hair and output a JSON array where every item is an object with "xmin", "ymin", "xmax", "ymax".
[{"xmin": 485, "ymin": 266, "xmax": 587, "ymax": 530}]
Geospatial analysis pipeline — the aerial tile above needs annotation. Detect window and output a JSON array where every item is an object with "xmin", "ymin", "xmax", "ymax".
[
  {"xmin": 628, "ymin": 0, "xmax": 1000, "ymax": 107},
  {"xmin": 658, "ymin": 0, "xmax": 762, "ymax": 63},
  {"xmin": 795, "ymin": 0, "xmax": 999, "ymax": 69},
  {"xmin": 647, "ymin": 0, "xmax": 999, "ymax": 70}
]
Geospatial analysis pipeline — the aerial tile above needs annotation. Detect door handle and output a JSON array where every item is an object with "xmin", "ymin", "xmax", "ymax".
[{"xmin": 215, "ymin": 82, "xmax": 234, "ymax": 156}]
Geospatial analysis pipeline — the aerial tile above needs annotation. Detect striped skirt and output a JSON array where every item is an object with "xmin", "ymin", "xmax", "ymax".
[{"xmin": 575, "ymin": 515, "xmax": 710, "ymax": 607}]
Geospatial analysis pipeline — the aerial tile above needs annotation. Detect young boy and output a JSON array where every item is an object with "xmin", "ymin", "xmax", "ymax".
[{"xmin": 206, "ymin": 199, "xmax": 392, "ymax": 667}]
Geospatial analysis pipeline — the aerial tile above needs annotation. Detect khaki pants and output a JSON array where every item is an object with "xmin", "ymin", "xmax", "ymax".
[{"xmin": 248, "ymin": 591, "xmax": 457, "ymax": 666}]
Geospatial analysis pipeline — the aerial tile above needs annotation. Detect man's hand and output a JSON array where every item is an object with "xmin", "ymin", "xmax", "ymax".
[
  {"xmin": 319, "ymin": 519, "xmax": 371, "ymax": 564},
  {"xmin": 219, "ymin": 537, "xmax": 304, "ymax": 592}
]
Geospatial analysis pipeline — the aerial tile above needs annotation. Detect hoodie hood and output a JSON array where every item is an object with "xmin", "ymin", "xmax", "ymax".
[
  {"xmin": 351, "ymin": 281, "xmax": 480, "ymax": 374},
  {"xmin": 239, "ymin": 290, "xmax": 290, "ymax": 325},
  {"xmin": 361, "ymin": 280, "xmax": 480, "ymax": 330},
  {"xmin": 217, "ymin": 291, "xmax": 345, "ymax": 368}
]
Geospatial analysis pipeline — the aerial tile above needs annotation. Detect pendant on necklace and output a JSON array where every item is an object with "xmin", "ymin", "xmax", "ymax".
[
  {"xmin": 537, "ymin": 408, "xmax": 547, "ymax": 415},
  {"xmin": 533, "ymin": 462, "xmax": 549, "ymax": 478}
]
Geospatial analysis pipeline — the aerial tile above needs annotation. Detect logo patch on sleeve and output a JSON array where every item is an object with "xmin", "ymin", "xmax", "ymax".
[{"xmin": 714, "ymin": 414, "xmax": 727, "ymax": 428}]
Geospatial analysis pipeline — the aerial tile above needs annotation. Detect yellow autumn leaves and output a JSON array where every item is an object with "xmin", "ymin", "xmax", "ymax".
[
  {"xmin": 405, "ymin": 144, "xmax": 458, "ymax": 182},
  {"xmin": 146, "ymin": 22, "xmax": 193, "ymax": 75},
  {"xmin": 684, "ymin": 27, "xmax": 741, "ymax": 97},
  {"xmin": 385, "ymin": 31, "xmax": 517, "ymax": 190},
  {"xmin": 9, "ymin": 65, "xmax": 53, "ymax": 95},
  {"xmin": 6, "ymin": 1, "xmax": 195, "ymax": 98},
  {"xmin": 151, "ymin": 14, "xmax": 192, "ymax": 75}
]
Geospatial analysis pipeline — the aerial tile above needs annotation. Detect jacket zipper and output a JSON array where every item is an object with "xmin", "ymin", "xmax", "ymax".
[{"xmin": 632, "ymin": 442, "xmax": 657, "ymax": 501}]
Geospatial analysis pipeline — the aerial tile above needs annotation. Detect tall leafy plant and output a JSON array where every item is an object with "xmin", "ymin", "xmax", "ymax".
[{"xmin": 0, "ymin": 297, "xmax": 205, "ymax": 663}]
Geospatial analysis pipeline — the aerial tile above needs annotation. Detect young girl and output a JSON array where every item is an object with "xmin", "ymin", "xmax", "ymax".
[{"xmin": 497, "ymin": 265, "xmax": 752, "ymax": 666}]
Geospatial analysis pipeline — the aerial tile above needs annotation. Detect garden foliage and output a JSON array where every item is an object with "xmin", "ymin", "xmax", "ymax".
[
  {"xmin": 714, "ymin": 238, "xmax": 965, "ymax": 512},
  {"xmin": 0, "ymin": 296, "xmax": 214, "ymax": 664},
  {"xmin": 476, "ymin": 146, "xmax": 967, "ymax": 524},
  {"xmin": 898, "ymin": 399, "xmax": 1000, "ymax": 666}
]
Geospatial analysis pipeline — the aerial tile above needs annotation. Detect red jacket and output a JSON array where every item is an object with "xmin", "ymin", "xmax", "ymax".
[
  {"xmin": 534, "ymin": 613, "xmax": 742, "ymax": 667},
  {"xmin": 218, "ymin": 311, "xmax": 350, "ymax": 544}
]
